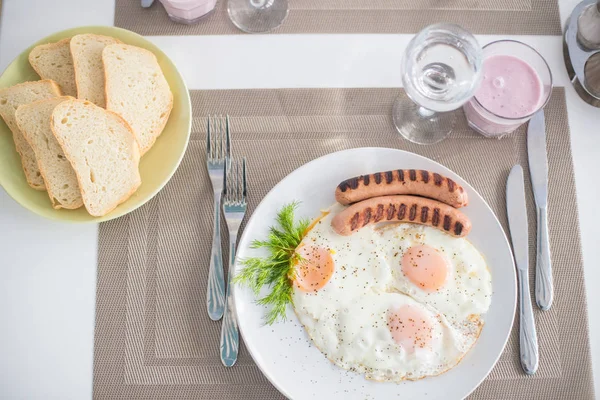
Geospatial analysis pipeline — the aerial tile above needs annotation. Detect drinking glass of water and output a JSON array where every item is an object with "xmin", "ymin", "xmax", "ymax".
[
  {"xmin": 228, "ymin": 0, "xmax": 289, "ymax": 33},
  {"xmin": 393, "ymin": 24, "xmax": 483, "ymax": 144}
]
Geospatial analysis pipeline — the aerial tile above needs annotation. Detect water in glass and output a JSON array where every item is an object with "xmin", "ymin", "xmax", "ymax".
[{"xmin": 394, "ymin": 24, "xmax": 482, "ymax": 144}]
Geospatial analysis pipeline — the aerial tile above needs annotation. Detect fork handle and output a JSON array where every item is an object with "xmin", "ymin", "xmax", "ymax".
[
  {"xmin": 207, "ymin": 192, "xmax": 225, "ymax": 321},
  {"xmin": 220, "ymin": 231, "xmax": 239, "ymax": 367}
]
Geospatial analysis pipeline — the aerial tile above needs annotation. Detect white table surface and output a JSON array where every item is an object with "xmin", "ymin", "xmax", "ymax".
[{"xmin": 0, "ymin": 0, "xmax": 597, "ymax": 398}]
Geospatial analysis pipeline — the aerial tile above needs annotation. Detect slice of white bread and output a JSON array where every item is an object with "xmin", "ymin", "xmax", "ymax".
[
  {"xmin": 29, "ymin": 38, "xmax": 77, "ymax": 97},
  {"xmin": 0, "ymin": 80, "xmax": 62, "ymax": 190},
  {"xmin": 70, "ymin": 34, "xmax": 121, "ymax": 108},
  {"xmin": 50, "ymin": 99, "xmax": 141, "ymax": 217},
  {"xmin": 15, "ymin": 96, "xmax": 83, "ymax": 210},
  {"xmin": 103, "ymin": 44, "xmax": 173, "ymax": 155}
]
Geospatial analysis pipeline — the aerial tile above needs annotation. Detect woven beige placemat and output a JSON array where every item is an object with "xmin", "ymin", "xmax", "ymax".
[
  {"xmin": 94, "ymin": 87, "xmax": 594, "ymax": 399},
  {"xmin": 114, "ymin": 0, "xmax": 561, "ymax": 36}
]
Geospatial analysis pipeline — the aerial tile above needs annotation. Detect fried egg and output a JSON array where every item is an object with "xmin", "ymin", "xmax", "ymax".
[
  {"xmin": 377, "ymin": 223, "xmax": 492, "ymax": 330},
  {"xmin": 291, "ymin": 203, "xmax": 492, "ymax": 382}
]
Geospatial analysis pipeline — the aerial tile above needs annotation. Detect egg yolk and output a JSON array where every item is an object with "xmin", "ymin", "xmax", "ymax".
[
  {"xmin": 294, "ymin": 246, "xmax": 335, "ymax": 292},
  {"xmin": 401, "ymin": 245, "xmax": 448, "ymax": 291},
  {"xmin": 387, "ymin": 305, "xmax": 434, "ymax": 353}
]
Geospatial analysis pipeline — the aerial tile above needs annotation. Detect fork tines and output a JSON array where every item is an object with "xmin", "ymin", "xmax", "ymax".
[
  {"xmin": 206, "ymin": 115, "xmax": 231, "ymax": 161},
  {"xmin": 224, "ymin": 157, "xmax": 247, "ymax": 205}
]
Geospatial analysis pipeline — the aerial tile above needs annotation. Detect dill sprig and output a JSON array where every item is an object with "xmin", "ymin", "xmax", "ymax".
[{"xmin": 234, "ymin": 202, "xmax": 310, "ymax": 325}]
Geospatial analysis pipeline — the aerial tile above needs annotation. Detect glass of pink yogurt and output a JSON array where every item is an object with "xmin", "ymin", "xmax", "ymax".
[
  {"xmin": 463, "ymin": 40, "xmax": 552, "ymax": 137},
  {"xmin": 160, "ymin": 0, "xmax": 217, "ymax": 24}
]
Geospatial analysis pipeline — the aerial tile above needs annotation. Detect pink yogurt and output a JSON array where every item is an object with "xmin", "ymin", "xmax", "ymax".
[
  {"xmin": 464, "ymin": 55, "xmax": 544, "ymax": 136},
  {"xmin": 160, "ymin": 0, "xmax": 217, "ymax": 24}
]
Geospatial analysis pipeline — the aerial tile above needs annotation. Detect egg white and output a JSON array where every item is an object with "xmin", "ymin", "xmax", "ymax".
[
  {"xmin": 291, "ymin": 203, "xmax": 493, "ymax": 382},
  {"xmin": 295, "ymin": 290, "xmax": 477, "ymax": 381}
]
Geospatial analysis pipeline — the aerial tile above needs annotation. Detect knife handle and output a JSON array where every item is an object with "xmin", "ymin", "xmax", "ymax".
[
  {"xmin": 518, "ymin": 269, "xmax": 539, "ymax": 375},
  {"xmin": 535, "ymin": 207, "xmax": 553, "ymax": 310}
]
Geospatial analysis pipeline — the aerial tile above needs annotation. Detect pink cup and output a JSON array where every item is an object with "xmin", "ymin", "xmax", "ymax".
[
  {"xmin": 159, "ymin": 0, "xmax": 217, "ymax": 24},
  {"xmin": 463, "ymin": 40, "xmax": 553, "ymax": 137}
]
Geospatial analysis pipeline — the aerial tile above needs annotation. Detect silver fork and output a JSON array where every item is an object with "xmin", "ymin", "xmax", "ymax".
[
  {"xmin": 220, "ymin": 157, "xmax": 247, "ymax": 367},
  {"xmin": 206, "ymin": 115, "xmax": 231, "ymax": 321}
]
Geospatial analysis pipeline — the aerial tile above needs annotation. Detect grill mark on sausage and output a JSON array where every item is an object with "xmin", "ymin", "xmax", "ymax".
[
  {"xmin": 432, "ymin": 208, "xmax": 440, "ymax": 226},
  {"xmin": 447, "ymin": 178, "xmax": 456, "ymax": 192},
  {"xmin": 420, "ymin": 206, "xmax": 429, "ymax": 223},
  {"xmin": 386, "ymin": 204, "xmax": 396, "ymax": 220},
  {"xmin": 409, "ymin": 204, "xmax": 417, "ymax": 221},
  {"xmin": 363, "ymin": 175, "xmax": 370, "ymax": 186},
  {"xmin": 454, "ymin": 222, "xmax": 464, "ymax": 236},
  {"xmin": 420, "ymin": 170, "xmax": 429, "ymax": 183},
  {"xmin": 350, "ymin": 213, "xmax": 360, "ymax": 230},
  {"xmin": 385, "ymin": 170, "xmax": 393, "ymax": 184},
  {"xmin": 409, "ymin": 169, "xmax": 417, "ymax": 181},
  {"xmin": 398, "ymin": 203, "xmax": 407, "ymax": 220},
  {"xmin": 374, "ymin": 204, "xmax": 384, "ymax": 222},
  {"xmin": 397, "ymin": 170, "xmax": 405, "ymax": 182},
  {"xmin": 443, "ymin": 215, "xmax": 451, "ymax": 231},
  {"xmin": 339, "ymin": 177, "xmax": 359, "ymax": 192},
  {"xmin": 334, "ymin": 196, "xmax": 469, "ymax": 238},
  {"xmin": 363, "ymin": 207, "xmax": 372, "ymax": 226},
  {"xmin": 374, "ymin": 173, "xmax": 382, "ymax": 184},
  {"xmin": 433, "ymin": 173, "xmax": 443, "ymax": 186}
]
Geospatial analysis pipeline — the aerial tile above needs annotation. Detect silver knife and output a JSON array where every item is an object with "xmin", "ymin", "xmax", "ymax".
[
  {"xmin": 527, "ymin": 110, "xmax": 553, "ymax": 311},
  {"xmin": 506, "ymin": 165, "xmax": 539, "ymax": 375}
]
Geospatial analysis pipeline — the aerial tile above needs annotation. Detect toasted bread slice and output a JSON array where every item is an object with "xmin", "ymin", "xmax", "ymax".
[
  {"xmin": 103, "ymin": 44, "xmax": 173, "ymax": 155},
  {"xmin": 50, "ymin": 99, "xmax": 141, "ymax": 217},
  {"xmin": 29, "ymin": 38, "xmax": 77, "ymax": 97},
  {"xmin": 15, "ymin": 96, "xmax": 83, "ymax": 209},
  {"xmin": 70, "ymin": 34, "xmax": 121, "ymax": 107},
  {"xmin": 0, "ymin": 80, "xmax": 62, "ymax": 190}
]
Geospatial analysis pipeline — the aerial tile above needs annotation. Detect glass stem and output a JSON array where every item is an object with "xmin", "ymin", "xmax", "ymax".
[{"xmin": 418, "ymin": 106, "xmax": 436, "ymax": 118}]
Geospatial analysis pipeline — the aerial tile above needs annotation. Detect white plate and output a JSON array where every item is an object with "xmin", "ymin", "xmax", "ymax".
[{"xmin": 234, "ymin": 147, "xmax": 517, "ymax": 400}]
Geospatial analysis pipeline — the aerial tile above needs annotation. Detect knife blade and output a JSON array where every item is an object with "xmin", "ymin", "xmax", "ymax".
[
  {"xmin": 507, "ymin": 165, "xmax": 529, "ymax": 272},
  {"xmin": 506, "ymin": 165, "xmax": 539, "ymax": 375},
  {"xmin": 527, "ymin": 110, "xmax": 553, "ymax": 310}
]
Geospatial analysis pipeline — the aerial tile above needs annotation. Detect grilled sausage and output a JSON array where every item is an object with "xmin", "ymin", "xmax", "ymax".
[
  {"xmin": 335, "ymin": 169, "xmax": 468, "ymax": 208},
  {"xmin": 331, "ymin": 195, "xmax": 471, "ymax": 238}
]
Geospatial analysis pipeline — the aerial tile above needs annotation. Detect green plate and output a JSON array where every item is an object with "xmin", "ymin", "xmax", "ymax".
[{"xmin": 0, "ymin": 26, "xmax": 191, "ymax": 223}]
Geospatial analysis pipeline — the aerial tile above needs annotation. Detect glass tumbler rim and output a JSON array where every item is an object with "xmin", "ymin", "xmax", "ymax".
[{"xmin": 470, "ymin": 39, "xmax": 554, "ymax": 121}]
